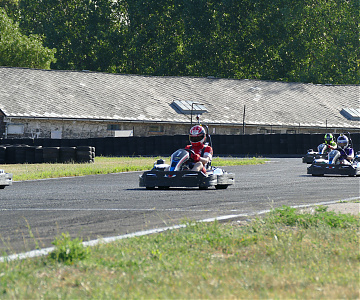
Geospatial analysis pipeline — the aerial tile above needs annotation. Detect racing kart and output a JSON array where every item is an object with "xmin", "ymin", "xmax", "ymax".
[
  {"xmin": 302, "ymin": 143, "xmax": 331, "ymax": 164},
  {"xmin": 307, "ymin": 149, "xmax": 360, "ymax": 177},
  {"xmin": 139, "ymin": 148, "xmax": 235, "ymax": 189},
  {"xmin": 0, "ymin": 169, "xmax": 13, "ymax": 189}
]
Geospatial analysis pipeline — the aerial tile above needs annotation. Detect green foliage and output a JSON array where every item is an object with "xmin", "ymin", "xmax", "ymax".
[
  {"xmin": 49, "ymin": 233, "xmax": 89, "ymax": 265},
  {"xmin": 0, "ymin": 7, "xmax": 56, "ymax": 69},
  {"xmin": 0, "ymin": 0, "xmax": 19, "ymax": 19},
  {"xmin": 18, "ymin": 0, "xmax": 127, "ymax": 71},
  {"xmin": 267, "ymin": 205, "xmax": 360, "ymax": 229},
  {"xmin": 6, "ymin": 0, "xmax": 360, "ymax": 83}
]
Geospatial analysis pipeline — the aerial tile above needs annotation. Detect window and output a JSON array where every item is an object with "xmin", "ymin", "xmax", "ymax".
[
  {"xmin": 341, "ymin": 108, "xmax": 360, "ymax": 121},
  {"xmin": 149, "ymin": 125, "xmax": 164, "ymax": 132},
  {"xmin": 107, "ymin": 124, "xmax": 120, "ymax": 130}
]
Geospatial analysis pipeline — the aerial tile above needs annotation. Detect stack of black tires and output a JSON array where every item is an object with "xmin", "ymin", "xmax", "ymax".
[{"xmin": 0, "ymin": 145, "xmax": 95, "ymax": 164}]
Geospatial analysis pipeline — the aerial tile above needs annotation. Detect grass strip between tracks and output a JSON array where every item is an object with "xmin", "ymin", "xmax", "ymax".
[
  {"xmin": 1, "ymin": 156, "xmax": 266, "ymax": 181},
  {"xmin": 0, "ymin": 205, "xmax": 358, "ymax": 299}
]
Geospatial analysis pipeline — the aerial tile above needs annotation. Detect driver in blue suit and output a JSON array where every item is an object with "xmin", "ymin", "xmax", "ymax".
[{"xmin": 336, "ymin": 135, "xmax": 354, "ymax": 164}]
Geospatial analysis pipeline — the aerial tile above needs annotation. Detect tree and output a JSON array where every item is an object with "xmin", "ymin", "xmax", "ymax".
[
  {"xmin": 18, "ymin": 0, "xmax": 128, "ymax": 71},
  {"xmin": 0, "ymin": 8, "xmax": 56, "ymax": 69},
  {"xmin": 14, "ymin": 0, "xmax": 359, "ymax": 83}
]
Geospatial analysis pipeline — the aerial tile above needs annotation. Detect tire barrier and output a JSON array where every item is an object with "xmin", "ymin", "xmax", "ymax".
[
  {"xmin": 76, "ymin": 146, "xmax": 95, "ymax": 163},
  {"xmin": 0, "ymin": 145, "xmax": 95, "ymax": 164},
  {"xmin": 0, "ymin": 133, "xmax": 358, "ymax": 158},
  {"xmin": 59, "ymin": 147, "xmax": 76, "ymax": 163},
  {"xmin": 43, "ymin": 147, "xmax": 60, "ymax": 163},
  {"xmin": 0, "ymin": 146, "xmax": 6, "ymax": 164}
]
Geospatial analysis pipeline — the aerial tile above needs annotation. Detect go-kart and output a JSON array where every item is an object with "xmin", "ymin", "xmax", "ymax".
[
  {"xmin": 0, "ymin": 169, "xmax": 13, "ymax": 189},
  {"xmin": 307, "ymin": 149, "xmax": 360, "ymax": 177},
  {"xmin": 139, "ymin": 148, "xmax": 235, "ymax": 189},
  {"xmin": 302, "ymin": 143, "xmax": 332, "ymax": 164},
  {"xmin": 355, "ymin": 151, "xmax": 360, "ymax": 163}
]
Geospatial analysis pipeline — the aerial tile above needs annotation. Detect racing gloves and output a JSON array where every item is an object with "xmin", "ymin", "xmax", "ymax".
[{"xmin": 190, "ymin": 152, "xmax": 201, "ymax": 162}]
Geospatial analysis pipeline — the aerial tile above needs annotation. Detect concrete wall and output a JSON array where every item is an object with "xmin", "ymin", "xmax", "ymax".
[{"xmin": 0, "ymin": 117, "xmax": 358, "ymax": 139}]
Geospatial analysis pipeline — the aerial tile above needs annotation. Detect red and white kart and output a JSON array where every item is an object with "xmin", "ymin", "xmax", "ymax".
[{"xmin": 139, "ymin": 148, "xmax": 235, "ymax": 189}]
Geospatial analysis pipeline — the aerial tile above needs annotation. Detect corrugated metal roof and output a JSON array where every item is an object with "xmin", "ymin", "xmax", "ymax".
[{"xmin": 0, "ymin": 67, "xmax": 359, "ymax": 129}]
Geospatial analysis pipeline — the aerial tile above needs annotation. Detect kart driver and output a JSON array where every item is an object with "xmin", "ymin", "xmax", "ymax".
[
  {"xmin": 185, "ymin": 125, "xmax": 213, "ymax": 174},
  {"xmin": 324, "ymin": 133, "xmax": 337, "ymax": 150},
  {"xmin": 336, "ymin": 135, "xmax": 354, "ymax": 163}
]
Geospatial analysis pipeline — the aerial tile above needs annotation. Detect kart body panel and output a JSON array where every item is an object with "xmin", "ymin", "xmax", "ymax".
[
  {"xmin": 302, "ymin": 151, "xmax": 327, "ymax": 164},
  {"xmin": 302, "ymin": 144, "xmax": 330, "ymax": 164},
  {"xmin": 139, "ymin": 168, "xmax": 235, "ymax": 189},
  {"xmin": 0, "ymin": 169, "xmax": 13, "ymax": 189},
  {"xmin": 307, "ymin": 150, "xmax": 360, "ymax": 176},
  {"xmin": 307, "ymin": 162, "xmax": 360, "ymax": 176},
  {"xmin": 139, "ymin": 148, "xmax": 235, "ymax": 189}
]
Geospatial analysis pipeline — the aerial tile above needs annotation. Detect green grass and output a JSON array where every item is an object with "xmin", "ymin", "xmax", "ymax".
[
  {"xmin": 0, "ymin": 156, "xmax": 266, "ymax": 181},
  {"xmin": 0, "ymin": 206, "xmax": 359, "ymax": 299}
]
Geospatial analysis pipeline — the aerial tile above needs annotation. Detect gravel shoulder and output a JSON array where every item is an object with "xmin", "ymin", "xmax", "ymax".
[{"xmin": 324, "ymin": 201, "xmax": 359, "ymax": 215}]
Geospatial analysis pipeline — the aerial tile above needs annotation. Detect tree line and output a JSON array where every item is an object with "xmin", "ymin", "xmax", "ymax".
[{"xmin": 0, "ymin": 0, "xmax": 359, "ymax": 84}]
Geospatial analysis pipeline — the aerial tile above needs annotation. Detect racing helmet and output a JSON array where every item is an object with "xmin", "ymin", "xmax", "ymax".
[
  {"xmin": 324, "ymin": 133, "xmax": 334, "ymax": 144},
  {"xmin": 337, "ymin": 135, "xmax": 349, "ymax": 149},
  {"xmin": 189, "ymin": 125, "xmax": 206, "ymax": 147}
]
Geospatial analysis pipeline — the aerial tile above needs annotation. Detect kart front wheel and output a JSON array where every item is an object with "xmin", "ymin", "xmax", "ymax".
[
  {"xmin": 158, "ymin": 186, "xmax": 170, "ymax": 190},
  {"xmin": 215, "ymin": 184, "xmax": 228, "ymax": 189},
  {"xmin": 199, "ymin": 186, "xmax": 208, "ymax": 190}
]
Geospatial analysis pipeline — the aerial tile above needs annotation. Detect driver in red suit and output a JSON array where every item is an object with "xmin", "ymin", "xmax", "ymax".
[{"xmin": 185, "ymin": 125, "xmax": 213, "ymax": 174}]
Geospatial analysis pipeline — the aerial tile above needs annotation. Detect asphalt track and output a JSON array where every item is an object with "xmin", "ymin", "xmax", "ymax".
[{"xmin": 0, "ymin": 158, "xmax": 359, "ymax": 255}]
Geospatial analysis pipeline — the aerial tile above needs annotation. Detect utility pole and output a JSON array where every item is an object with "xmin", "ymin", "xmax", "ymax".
[{"xmin": 242, "ymin": 105, "xmax": 246, "ymax": 134}]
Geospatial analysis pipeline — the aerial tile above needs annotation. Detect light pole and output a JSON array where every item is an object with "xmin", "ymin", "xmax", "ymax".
[{"xmin": 190, "ymin": 102, "xmax": 199, "ymax": 126}]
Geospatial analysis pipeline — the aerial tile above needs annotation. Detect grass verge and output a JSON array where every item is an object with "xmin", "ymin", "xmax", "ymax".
[
  {"xmin": 0, "ymin": 156, "xmax": 266, "ymax": 181},
  {"xmin": 0, "ymin": 206, "xmax": 358, "ymax": 299}
]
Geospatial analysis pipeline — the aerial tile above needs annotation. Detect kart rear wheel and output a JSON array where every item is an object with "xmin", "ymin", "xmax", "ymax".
[
  {"xmin": 215, "ymin": 184, "xmax": 228, "ymax": 189},
  {"xmin": 0, "ymin": 186, "xmax": 5, "ymax": 189}
]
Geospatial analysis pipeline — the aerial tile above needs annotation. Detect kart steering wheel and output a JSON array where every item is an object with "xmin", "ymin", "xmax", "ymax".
[{"xmin": 184, "ymin": 148, "xmax": 197, "ymax": 162}]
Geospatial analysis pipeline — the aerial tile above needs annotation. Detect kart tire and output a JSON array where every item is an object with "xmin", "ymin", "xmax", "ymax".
[
  {"xmin": 146, "ymin": 186, "xmax": 156, "ymax": 190},
  {"xmin": 0, "ymin": 186, "xmax": 5, "ymax": 189},
  {"xmin": 311, "ymin": 174, "xmax": 324, "ymax": 176},
  {"xmin": 199, "ymin": 186, "xmax": 208, "ymax": 190},
  {"xmin": 215, "ymin": 184, "xmax": 228, "ymax": 189},
  {"xmin": 158, "ymin": 186, "xmax": 170, "ymax": 190}
]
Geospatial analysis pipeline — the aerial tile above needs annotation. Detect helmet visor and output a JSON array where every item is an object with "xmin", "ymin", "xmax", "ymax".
[
  {"xmin": 338, "ymin": 142, "xmax": 347, "ymax": 148},
  {"xmin": 189, "ymin": 134, "xmax": 205, "ymax": 143}
]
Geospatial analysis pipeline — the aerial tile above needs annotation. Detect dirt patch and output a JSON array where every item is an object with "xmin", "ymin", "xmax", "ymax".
[{"xmin": 324, "ymin": 202, "xmax": 359, "ymax": 216}]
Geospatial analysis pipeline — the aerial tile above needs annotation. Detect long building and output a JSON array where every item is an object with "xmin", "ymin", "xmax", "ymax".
[{"xmin": 0, "ymin": 67, "xmax": 359, "ymax": 139}]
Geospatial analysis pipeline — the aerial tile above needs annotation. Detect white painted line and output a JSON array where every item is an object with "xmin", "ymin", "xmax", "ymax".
[
  {"xmin": 0, "ymin": 208, "xmax": 270, "ymax": 212},
  {"xmin": 0, "ymin": 197, "xmax": 358, "ymax": 263}
]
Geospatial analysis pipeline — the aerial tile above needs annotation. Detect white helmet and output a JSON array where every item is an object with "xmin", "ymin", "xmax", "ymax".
[
  {"xmin": 337, "ymin": 135, "xmax": 349, "ymax": 149},
  {"xmin": 189, "ymin": 125, "xmax": 206, "ymax": 147}
]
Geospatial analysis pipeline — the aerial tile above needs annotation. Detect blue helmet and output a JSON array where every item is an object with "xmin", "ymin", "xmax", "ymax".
[{"xmin": 337, "ymin": 135, "xmax": 349, "ymax": 149}]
